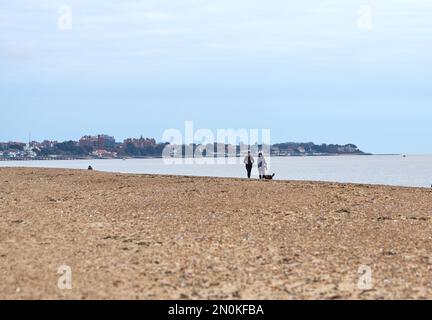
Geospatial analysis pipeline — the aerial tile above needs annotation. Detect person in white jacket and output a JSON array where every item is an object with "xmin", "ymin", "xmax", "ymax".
[{"xmin": 257, "ymin": 152, "xmax": 267, "ymax": 179}]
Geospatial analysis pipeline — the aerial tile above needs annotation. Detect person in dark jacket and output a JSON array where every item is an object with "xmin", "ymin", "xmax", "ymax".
[{"xmin": 243, "ymin": 151, "xmax": 255, "ymax": 178}]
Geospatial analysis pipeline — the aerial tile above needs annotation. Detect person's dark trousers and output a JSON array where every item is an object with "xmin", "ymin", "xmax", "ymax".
[{"xmin": 246, "ymin": 165, "xmax": 252, "ymax": 178}]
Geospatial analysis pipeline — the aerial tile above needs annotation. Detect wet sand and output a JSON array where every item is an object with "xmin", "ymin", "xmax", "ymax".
[{"xmin": 1, "ymin": 168, "xmax": 432, "ymax": 300}]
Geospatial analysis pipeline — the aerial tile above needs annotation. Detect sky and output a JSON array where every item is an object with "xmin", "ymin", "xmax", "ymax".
[{"xmin": 1, "ymin": 0, "xmax": 431, "ymax": 154}]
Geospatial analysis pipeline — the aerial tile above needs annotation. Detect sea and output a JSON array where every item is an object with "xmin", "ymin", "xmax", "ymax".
[{"xmin": 1, "ymin": 155, "xmax": 431, "ymax": 188}]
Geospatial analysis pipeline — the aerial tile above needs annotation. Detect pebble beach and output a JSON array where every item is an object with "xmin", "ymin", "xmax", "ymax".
[{"xmin": 1, "ymin": 168, "xmax": 432, "ymax": 299}]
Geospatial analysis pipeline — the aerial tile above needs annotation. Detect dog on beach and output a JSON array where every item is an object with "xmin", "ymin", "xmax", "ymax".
[{"xmin": 262, "ymin": 173, "xmax": 275, "ymax": 180}]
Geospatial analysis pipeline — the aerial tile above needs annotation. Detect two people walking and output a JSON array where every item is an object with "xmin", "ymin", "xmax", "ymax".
[{"xmin": 243, "ymin": 151, "xmax": 268, "ymax": 179}]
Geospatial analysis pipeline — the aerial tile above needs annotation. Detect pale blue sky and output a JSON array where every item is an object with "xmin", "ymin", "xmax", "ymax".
[{"xmin": 1, "ymin": 0, "xmax": 431, "ymax": 153}]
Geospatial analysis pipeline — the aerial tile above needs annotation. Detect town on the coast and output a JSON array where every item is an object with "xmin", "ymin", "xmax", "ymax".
[{"xmin": 0, "ymin": 134, "xmax": 367, "ymax": 160}]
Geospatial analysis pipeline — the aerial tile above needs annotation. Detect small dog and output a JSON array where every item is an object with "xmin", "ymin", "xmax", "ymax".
[{"xmin": 262, "ymin": 173, "xmax": 275, "ymax": 180}]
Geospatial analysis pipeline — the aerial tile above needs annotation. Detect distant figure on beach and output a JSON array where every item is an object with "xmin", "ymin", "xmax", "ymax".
[
  {"xmin": 88, "ymin": 165, "xmax": 93, "ymax": 170},
  {"xmin": 257, "ymin": 152, "xmax": 268, "ymax": 179},
  {"xmin": 243, "ymin": 151, "xmax": 255, "ymax": 179}
]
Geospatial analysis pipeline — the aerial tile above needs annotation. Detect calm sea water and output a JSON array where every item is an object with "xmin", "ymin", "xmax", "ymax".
[{"xmin": 1, "ymin": 155, "xmax": 431, "ymax": 188}]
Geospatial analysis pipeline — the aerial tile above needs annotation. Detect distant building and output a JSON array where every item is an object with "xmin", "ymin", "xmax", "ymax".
[
  {"xmin": 123, "ymin": 136, "xmax": 156, "ymax": 149},
  {"xmin": 29, "ymin": 141, "xmax": 42, "ymax": 148},
  {"xmin": 23, "ymin": 144, "xmax": 37, "ymax": 158},
  {"xmin": 298, "ymin": 146, "xmax": 306, "ymax": 153},
  {"xmin": 79, "ymin": 135, "xmax": 99, "ymax": 148},
  {"xmin": 97, "ymin": 135, "xmax": 116, "ymax": 149},
  {"xmin": 92, "ymin": 149, "xmax": 118, "ymax": 158},
  {"xmin": 271, "ymin": 146, "xmax": 280, "ymax": 155},
  {"xmin": 79, "ymin": 134, "xmax": 115, "ymax": 149},
  {"xmin": 41, "ymin": 140, "xmax": 58, "ymax": 149}
]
